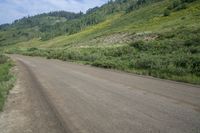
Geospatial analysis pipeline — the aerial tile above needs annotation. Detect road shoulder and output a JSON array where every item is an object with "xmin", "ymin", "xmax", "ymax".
[
  {"xmin": 0, "ymin": 66, "xmax": 31, "ymax": 133},
  {"xmin": 0, "ymin": 60, "xmax": 66, "ymax": 133}
]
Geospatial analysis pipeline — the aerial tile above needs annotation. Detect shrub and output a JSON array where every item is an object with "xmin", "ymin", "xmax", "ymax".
[
  {"xmin": 163, "ymin": 9, "xmax": 171, "ymax": 16},
  {"xmin": 134, "ymin": 57, "xmax": 156, "ymax": 69},
  {"xmin": 27, "ymin": 47, "xmax": 38, "ymax": 52},
  {"xmin": 92, "ymin": 60, "xmax": 117, "ymax": 69},
  {"xmin": 129, "ymin": 41, "xmax": 150, "ymax": 51},
  {"xmin": 0, "ymin": 55, "xmax": 8, "ymax": 64},
  {"xmin": 190, "ymin": 57, "xmax": 200, "ymax": 76},
  {"xmin": 189, "ymin": 47, "xmax": 200, "ymax": 54},
  {"xmin": 181, "ymin": 0, "xmax": 197, "ymax": 3},
  {"xmin": 175, "ymin": 3, "xmax": 187, "ymax": 11},
  {"xmin": 81, "ymin": 54, "xmax": 98, "ymax": 62},
  {"xmin": 184, "ymin": 38, "xmax": 200, "ymax": 46},
  {"xmin": 174, "ymin": 56, "xmax": 189, "ymax": 68},
  {"xmin": 126, "ymin": 5, "xmax": 134, "ymax": 13},
  {"xmin": 103, "ymin": 46, "xmax": 131, "ymax": 57},
  {"xmin": 172, "ymin": 0, "xmax": 182, "ymax": 8}
]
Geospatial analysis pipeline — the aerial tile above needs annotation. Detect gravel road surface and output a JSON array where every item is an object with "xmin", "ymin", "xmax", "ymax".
[{"xmin": 0, "ymin": 55, "xmax": 200, "ymax": 133}]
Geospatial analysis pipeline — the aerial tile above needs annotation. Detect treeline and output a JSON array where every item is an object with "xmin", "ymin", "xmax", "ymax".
[
  {"xmin": 38, "ymin": 12, "xmax": 104, "ymax": 40},
  {"xmin": 12, "ymin": 11, "xmax": 83, "ymax": 28}
]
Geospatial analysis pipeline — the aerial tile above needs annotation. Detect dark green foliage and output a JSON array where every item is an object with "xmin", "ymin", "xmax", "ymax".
[
  {"xmin": 184, "ymin": 39, "xmax": 200, "ymax": 46},
  {"xmin": 47, "ymin": 11, "xmax": 83, "ymax": 19},
  {"xmin": 0, "ymin": 55, "xmax": 8, "ymax": 64},
  {"xmin": 129, "ymin": 41, "xmax": 150, "ymax": 51},
  {"xmin": 164, "ymin": 0, "xmax": 197, "ymax": 16},
  {"xmin": 135, "ymin": 56, "xmax": 156, "ymax": 69},
  {"xmin": 175, "ymin": 57, "xmax": 188, "ymax": 68},
  {"xmin": 137, "ymin": 0, "xmax": 147, "ymax": 5},
  {"xmin": 103, "ymin": 46, "xmax": 131, "ymax": 57},
  {"xmin": 92, "ymin": 60, "xmax": 118, "ymax": 69},
  {"xmin": 181, "ymin": 0, "xmax": 197, "ymax": 3},
  {"xmin": 0, "ymin": 24, "xmax": 9, "ymax": 30},
  {"xmin": 165, "ymin": 0, "xmax": 197, "ymax": 15},
  {"xmin": 172, "ymin": 0, "xmax": 182, "ymax": 9},
  {"xmin": 126, "ymin": 5, "xmax": 134, "ymax": 13},
  {"xmin": 126, "ymin": 0, "xmax": 164, "ymax": 13},
  {"xmin": 86, "ymin": 7, "xmax": 99, "ymax": 14},
  {"xmin": 27, "ymin": 47, "xmax": 38, "ymax": 52},
  {"xmin": 163, "ymin": 9, "xmax": 171, "ymax": 16},
  {"xmin": 0, "ymin": 63, "xmax": 12, "ymax": 82},
  {"xmin": 175, "ymin": 3, "xmax": 187, "ymax": 10},
  {"xmin": 190, "ymin": 56, "xmax": 200, "ymax": 76},
  {"xmin": 189, "ymin": 46, "xmax": 200, "ymax": 54}
]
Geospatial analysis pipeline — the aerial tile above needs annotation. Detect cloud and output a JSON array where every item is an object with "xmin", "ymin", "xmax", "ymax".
[{"xmin": 0, "ymin": 0, "xmax": 108, "ymax": 24}]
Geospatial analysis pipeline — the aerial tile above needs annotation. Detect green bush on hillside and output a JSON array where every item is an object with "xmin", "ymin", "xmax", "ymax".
[
  {"xmin": 27, "ymin": 47, "xmax": 38, "ymax": 52},
  {"xmin": 129, "ymin": 41, "xmax": 151, "ymax": 51},
  {"xmin": 163, "ymin": 9, "xmax": 171, "ymax": 16}
]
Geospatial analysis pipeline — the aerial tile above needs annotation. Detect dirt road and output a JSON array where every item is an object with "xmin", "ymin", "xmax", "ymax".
[{"xmin": 0, "ymin": 55, "xmax": 200, "ymax": 133}]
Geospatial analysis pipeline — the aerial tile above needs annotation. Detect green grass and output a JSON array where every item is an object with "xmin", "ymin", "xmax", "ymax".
[
  {"xmin": 7, "ymin": 27, "xmax": 200, "ymax": 84},
  {"xmin": 0, "ymin": 54, "xmax": 15, "ymax": 111}
]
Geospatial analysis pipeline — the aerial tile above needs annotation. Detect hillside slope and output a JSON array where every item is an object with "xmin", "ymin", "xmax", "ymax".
[
  {"xmin": 1, "ymin": 0, "xmax": 200, "ymax": 84},
  {"xmin": 0, "ymin": 0, "xmax": 165, "ymax": 46}
]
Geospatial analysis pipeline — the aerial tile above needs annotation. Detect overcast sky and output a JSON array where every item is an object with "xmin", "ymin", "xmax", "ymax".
[{"xmin": 0, "ymin": 0, "xmax": 108, "ymax": 24}]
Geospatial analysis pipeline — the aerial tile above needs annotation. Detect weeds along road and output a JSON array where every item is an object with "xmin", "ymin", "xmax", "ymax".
[{"xmin": 4, "ymin": 55, "xmax": 200, "ymax": 133}]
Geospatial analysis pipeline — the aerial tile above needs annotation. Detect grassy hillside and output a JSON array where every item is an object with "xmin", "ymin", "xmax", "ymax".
[
  {"xmin": 0, "ymin": 0, "xmax": 165, "ymax": 46},
  {"xmin": 0, "ymin": 11, "xmax": 87, "ymax": 46},
  {"xmin": 1, "ymin": 0, "xmax": 200, "ymax": 84}
]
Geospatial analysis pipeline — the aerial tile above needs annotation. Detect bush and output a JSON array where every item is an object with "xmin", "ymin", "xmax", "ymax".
[
  {"xmin": 174, "ymin": 56, "xmax": 189, "ymax": 68},
  {"xmin": 129, "ymin": 41, "xmax": 150, "ymax": 51},
  {"xmin": 175, "ymin": 3, "xmax": 187, "ymax": 11},
  {"xmin": 81, "ymin": 55, "xmax": 98, "ymax": 62},
  {"xmin": 103, "ymin": 46, "xmax": 131, "ymax": 57},
  {"xmin": 134, "ymin": 56, "xmax": 156, "ymax": 69},
  {"xmin": 0, "ymin": 55, "xmax": 8, "ymax": 64},
  {"xmin": 184, "ymin": 38, "xmax": 200, "ymax": 46},
  {"xmin": 181, "ymin": 0, "xmax": 197, "ymax": 3},
  {"xmin": 27, "ymin": 47, "xmax": 38, "ymax": 52},
  {"xmin": 163, "ymin": 9, "xmax": 171, "ymax": 16},
  {"xmin": 189, "ymin": 47, "xmax": 200, "ymax": 54},
  {"xmin": 126, "ymin": 5, "xmax": 134, "ymax": 13},
  {"xmin": 92, "ymin": 60, "xmax": 117, "ymax": 69},
  {"xmin": 190, "ymin": 57, "xmax": 200, "ymax": 76}
]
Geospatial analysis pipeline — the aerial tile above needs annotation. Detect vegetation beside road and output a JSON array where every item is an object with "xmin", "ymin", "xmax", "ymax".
[
  {"xmin": 6, "ymin": 26, "xmax": 200, "ymax": 84},
  {"xmin": 1, "ymin": 0, "xmax": 200, "ymax": 84},
  {"xmin": 0, "ymin": 54, "xmax": 15, "ymax": 111}
]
